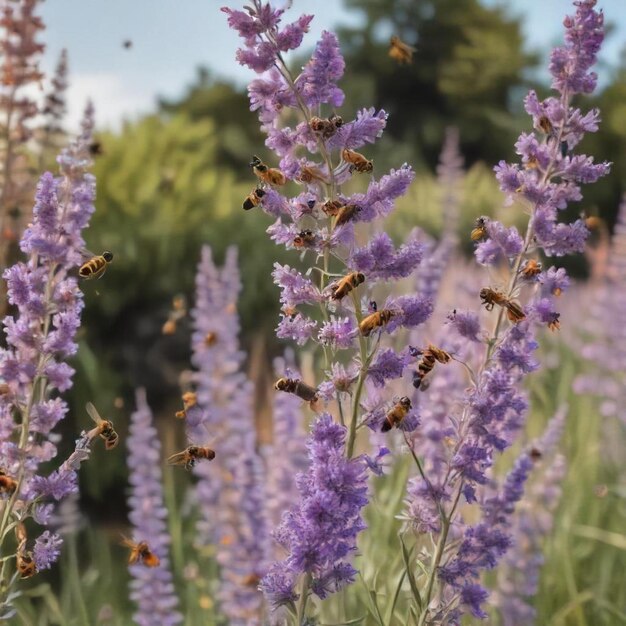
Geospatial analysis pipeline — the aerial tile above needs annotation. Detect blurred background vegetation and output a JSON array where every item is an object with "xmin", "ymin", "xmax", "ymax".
[{"xmin": 18, "ymin": 0, "xmax": 626, "ymax": 623}]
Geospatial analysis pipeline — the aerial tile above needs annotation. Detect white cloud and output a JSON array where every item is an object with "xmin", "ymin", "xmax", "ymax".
[{"xmin": 65, "ymin": 72, "xmax": 154, "ymax": 133}]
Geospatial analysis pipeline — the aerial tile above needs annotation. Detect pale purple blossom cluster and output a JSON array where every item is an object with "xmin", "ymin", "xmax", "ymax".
[
  {"xmin": 126, "ymin": 389, "xmax": 182, "ymax": 626},
  {"xmin": 187, "ymin": 245, "xmax": 271, "ymax": 624}
]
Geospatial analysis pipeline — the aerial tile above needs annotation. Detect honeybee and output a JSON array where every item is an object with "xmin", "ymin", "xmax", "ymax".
[
  {"xmin": 17, "ymin": 549, "xmax": 36, "ymax": 578},
  {"xmin": 175, "ymin": 391, "xmax": 198, "ymax": 419},
  {"xmin": 297, "ymin": 165, "xmax": 328, "ymax": 184},
  {"xmin": 536, "ymin": 115, "xmax": 553, "ymax": 135},
  {"xmin": 121, "ymin": 536, "xmax": 160, "ymax": 567},
  {"xmin": 471, "ymin": 217, "xmax": 489, "ymax": 242},
  {"xmin": 322, "ymin": 199, "xmax": 344, "ymax": 216},
  {"xmin": 88, "ymin": 141, "xmax": 104, "ymax": 157},
  {"xmin": 162, "ymin": 294, "xmax": 187, "ymax": 335},
  {"xmin": 529, "ymin": 447, "xmax": 543, "ymax": 461},
  {"xmin": 85, "ymin": 402, "xmax": 119, "ymax": 450},
  {"xmin": 250, "ymin": 155, "xmax": 286, "ymax": 186},
  {"xmin": 240, "ymin": 573, "xmax": 262, "ymax": 587},
  {"xmin": 274, "ymin": 377, "xmax": 319, "ymax": 403},
  {"xmin": 359, "ymin": 309, "xmax": 395, "ymax": 337},
  {"xmin": 335, "ymin": 203, "xmax": 361, "ymax": 226},
  {"xmin": 519, "ymin": 259, "xmax": 542, "ymax": 279},
  {"xmin": 412, "ymin": 345, "xmax": 452, "ymax": 390},
  {"xmin": 342, "ymin": 148, "xmax": 373, "ymax": 173},
  {"xmin": 309, "ymin": 114, "xmax": 343, "ymax": 139},
  {"xmin": 331, "ymin": 271, "xmax": 365, "ymax": 300},
  {"xmin": 0, "ymin": 468, "xmax": 17, "ymax": 495},
  {"xmin": 204, "ymin": 331, "xmax": 217, "ymax": 347},
  {"xmin": 293, "ymin": 230, "xmax": 317, "ymax": 248},
  {"xmin": 389, "ymin": 35, "xmax": 416, "ymax": 64},
  {"xmin": 547, "ymin": 312, "xmax": 561, "ymax": 332},
  {"xmin": 242, "ymin": 187, "xmax": 266, "ymax": 211},
  {"xmin": 479, "ymin": 288, "xmax": 526, "ymax": 323},
  {"xmin": 122, "ymin": 39, "xmax": 133, "ymax": 50},
  {"xmin": 381, "ymin": 396, "xmax": 412, "ymax": 432},
  {"xmin": 79, "ymin": 251, "xmax": 113, "ymax": 280},
  {"xmin": 167, "ymin": 445, "xmax": 216, "ymax": 470}
]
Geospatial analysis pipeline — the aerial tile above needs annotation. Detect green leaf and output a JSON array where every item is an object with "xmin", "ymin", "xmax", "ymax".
[{"xmin": 399, "ymin": 535, "xmax": 422, "ymax": 610}]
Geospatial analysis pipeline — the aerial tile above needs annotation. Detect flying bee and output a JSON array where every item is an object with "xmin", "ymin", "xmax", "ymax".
[
  {"xmin": 167, "ymin": 445, "xmax": 216, "ymax": 470},
  {"xmin": 204, "ymin": 331, "xmax": 217, "ymax": 347},
  {"xmin": 389, "ymin": 35, "xmax": 416, "ymax": 64},
  {"xmin": 0, "ymin": 468, "xmax": 17, "ymax": 495},
  {"xmin": 546, "ymin": 311, "xmax": 561, "ymax": 332},
  {"xmin": 250, "ymin": 155, "xmax": 286, "ymax": 186},
  {"xmin": 342, "ymin": 148, "xmax": 373, "ymax": 173},
  {"xmin": 297, "ymin": 165, "xmax": 328, "ymax": 184},
  {"xmin": 79, "ymin": 251, "xmax": 113, "ymax": 280},
  {"xmin": 335, "ymin": 203, "xmax": 361, "ymax": 227},
  {"xmin": 175, "ymin": 391, "xmax": 198, "ymax": 419},
  {"xmin": 412, "ymin": 345, "xmax": 452, "ymax": 390},
  {"xmin": 309, "ymin": 114, "xmax": 343, "ymax": 139},
  {"xmin": 85, "ymin": 402, "xmax": 119, "ymax": 450},
  {"xmin": 359, "ymin": 309, "xmax": 395, "ymax": 337},
  {"xmin": 331, "ymin": 271, "xmax": 365, "ymax": 301},
  {"xmin": 242, "ymin": 187, "xmax": 266, "ymax": 211},
  {"xmin": 381, "ymin": 396, "xmax": 412, "ymax": 432},
  {"xmin": 519, "ymin": 259, "xmax": 542, "ymax": 279},
  {"xmin": 122, "ymin": 39, "xmax": 133, "ymax": 50},
  {"xmin": 293, "ymin": 230, "xmax": 317, "ymax": 248},
  {"xmin": 121, "ymin": 536, "xmax": 160, "ymax": 567},
  {"xmin": 471, "ymin": 216, "xmax": 489, "ymax": 242},
  {"xmin": 89, "ymin": 141, "xmax": 104, "ymax": 157},
  {"xmin": 162, "ymin": 294, "xmax": 187, "ymax": 335},
  {"xmin": 529, "ymin": 447, "xmax": 543, "ymax": 461},
  {"xmin": 322, "ymin": 199, "xmax": 344, "ymax": 216},
  {"xmin": 274, "ymin": 377, "xmax": 319, "ymax": 403},
  {"xmin": 479, "ymin": 288, "xmax": 526, "ymax": 323},
  {"xmin": 240, "ymin": 573, "xmax": 262, "ymax": 587}
]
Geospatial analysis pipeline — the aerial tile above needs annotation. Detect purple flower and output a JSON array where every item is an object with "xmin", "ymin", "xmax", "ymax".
[
  {"xmin": 295, "ymin": 30, "xmax": 345, "ymax": 108},
  {"xmin": 261, "ymin": 414, "xmax": 369, "ymax": 610},
  {"xmin": 474, "ymin": 222, "xmax": 523, "ymax": 266},
  {"xmin": 126, "ymin": 389, "xmax": 182, "ymax": 626},
  {"xmin": 272, "ymin": 263, "xmax": 321, "ymax": 307},
  {"xmin": 32, "ymin": 531, "xmax": 62, "ymax": 571},
  {"xmin": 327, "ymin": 108, "xmax": 387, "ymax": 150},
  {"xmin": 367, "ymin": 348, "xmax": 410, "ymax": 387},
  {"xmin": 446, "ymin": 309, "xmax": 482, "ymax": 343},
  {"xmin": 318, "ymin": 316, "xmax": 356, "ymax": 349}
]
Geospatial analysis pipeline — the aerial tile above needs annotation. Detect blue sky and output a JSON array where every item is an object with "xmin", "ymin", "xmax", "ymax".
[{"xmin": 39, "ymin": 0, "xmax": 625, "ymax": 131}]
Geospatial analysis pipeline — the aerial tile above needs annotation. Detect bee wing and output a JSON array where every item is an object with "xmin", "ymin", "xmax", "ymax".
[
  {"xmin": 119, "ymin": 534, "xmax": 135, "ymax": 549},
  {"xmin": 167, "ymin": 451, "xmax": 188, "ymax": 466},
  {"xmin": 85, "ymin": 402, "xmax": 104, "ymax": 425},
  {"xmin": 79, "ymin": 247, "xmax": 97, "ymax": 260}
]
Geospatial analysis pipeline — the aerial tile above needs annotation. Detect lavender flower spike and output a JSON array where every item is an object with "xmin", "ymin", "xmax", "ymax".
[{"xmin": 126, "ymin": 389, "xmax": 182, "ymax": 626}]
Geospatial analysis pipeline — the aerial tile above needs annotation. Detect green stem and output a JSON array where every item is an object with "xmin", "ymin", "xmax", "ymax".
[{"xmin": 296, "ymin": 572, "xmax": 312, "ymax": 625}]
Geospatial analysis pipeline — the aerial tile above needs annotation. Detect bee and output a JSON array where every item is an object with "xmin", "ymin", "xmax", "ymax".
[
  {"xmin": 85, "ymin": 402, "xmax": 119, "ymax": 450},
  {"xmin": 240, "ymin": 573, "xmax": 262, "ymax": 587},
  {"xmin": 536, "ymin": 115, "xmax": 553, "ymax": 135},
  {"xmin": 79, "ymin": 251, "xmax": 113, "ymax": 280},
  {"xmin": 293, "ymin": 230, "xmax": 317, "ymax": 248},
  {"xmin": 519, "ymin": 259, "xmax": 542, "ymax": 279},
  {"xmin": 389, "ymin": 35, "xmax": 416, "ymax": 64},
  {"xmin": 167, "ymin": 445, "xmax": 216, "ymax": 470},
  {"xmin": 322, "ymin": 199, "xmax": 344, "ymax": 216},
  {"xmin": 412, "ymin": 345, "xmax": 452, "ymax": 390},
  {"xmin": 342, "ymin": 148, "xmax": 373, "ymax": 173},
  {"xmin": 250, "ymin": 155, "xmax": 286, "ymax": 186},
  {"xmin": 242, "ymin": 187, "xmax": 266, "ymax": 211},
  {"xmin": 297, "ymin": 165, "xmax": 328, "ymax": 184},
  {"xmin": 89, "ymin": 141, "xmax": 104, "ymax": 157},
  {"xmin": 162, "ymin": 294, "xmax": 187, "ymax": 335},
  {"xmin": 0, "ymin": 382, "xmax": 10, "ymax": 395},
  {"xmin": 309, "ymin": 114, "xmax": 343, "ymax": 139},
  {"xmin": 529, "ymin": 447, "xmax": 543, "ymax": 461},
  {"xmin": 204, "ymin": 331, "xmax": 217, "ymax": 347},
  {"xmin": 331, "ymin": 271, "xmax": 365, "ymax": 300},
  {"xmin": 546, "ymin": 312, "xmax": 561, "ymax": 332},
  {"xmin": 479, "ymin": 288, "xmax": 526, "ymax": 323},
  {"xmin": 175, "ymin": 391, "xmax": 198, "ymax": 419},
  {"xmin": 335, "ymin": 203, "xmax": 361, "ymax": 227},
  {"xmin": 121, "ymin": 537, "xmax": 160, "ymax": 568},
  {"xmin": 17, "ymin": 549, "xmax": 36, "ymax": 578},
  {"xmin": 381, "ymin": 396, "xmax": 412, "ymax": 432},
  {"xmin": 359, "ymin": 309, "xmax": 395, "ymax": 337},
  {"xmin": 122, "ymin": 39, "xmax": 133, "ymax": 50},
  {"xmin": 0, "ymin": 468, "xmax": 17, "ymax": 495},
  {"xmin": 274, "ymin": 377, "xmax": 319, "ymax": 403},
  {"xmin": 471, "ymin": 217, "xmax": 489, "ymax": 242}
]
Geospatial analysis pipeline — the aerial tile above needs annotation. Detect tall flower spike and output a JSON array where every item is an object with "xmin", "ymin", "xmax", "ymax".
[
  {"xmin": 0, "ymin": 104, "xmax": 96, "ymax": 615},
  {"xmin": 188, "ymin": 245, "xmax": 271, "ymax": 623},
  {"xmin": 126, "ymin": 389, "xmax": 182, "ymax": 626}
]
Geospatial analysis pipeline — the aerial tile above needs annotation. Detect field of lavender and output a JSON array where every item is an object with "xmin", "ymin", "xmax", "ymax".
[{"xmin": 0, "ymin": 0, "xmax": 625, "ymax": 625}]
